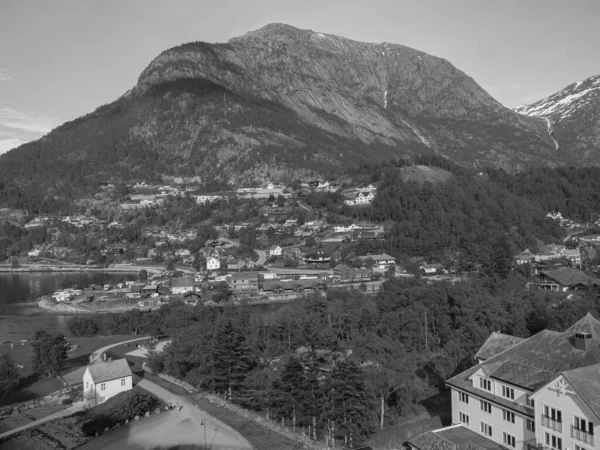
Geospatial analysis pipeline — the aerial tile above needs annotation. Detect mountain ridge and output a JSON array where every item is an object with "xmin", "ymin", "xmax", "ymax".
[{"xmin": 0, "ymin": 23, "xmax": 595, "ymax": 211}]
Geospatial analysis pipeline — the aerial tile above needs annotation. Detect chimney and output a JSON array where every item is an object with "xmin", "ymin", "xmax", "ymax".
[{"xmin": 575, "ymin": 332, "xmax": 592, "ymax": 351}]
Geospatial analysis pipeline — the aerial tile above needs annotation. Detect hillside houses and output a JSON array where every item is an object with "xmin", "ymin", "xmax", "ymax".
[{"xmin": 527, "ymin": 267, "xmax": 600, "ymax": 292}]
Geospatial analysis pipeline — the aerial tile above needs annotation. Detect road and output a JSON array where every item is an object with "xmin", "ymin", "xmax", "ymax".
[
  {"xmin": 89, "ymin": 336, "xmax": 151, "ymax": 364},
  {"xmin": 79, "ymin": 378, "xmax": 251, "ymax": 450},
  {"xmin": 255, "ymin": 249, "xmax": 267, "ymax": 266}
]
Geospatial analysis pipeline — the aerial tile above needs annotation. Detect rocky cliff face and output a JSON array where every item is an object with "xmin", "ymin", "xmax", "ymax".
[
  {"xmin": 134, "ymin": 23, "xmax": 558, "ymax": 170},
  {"xmin": 515, "ymin": 75, "xmax": 600, "ymax": 164}
]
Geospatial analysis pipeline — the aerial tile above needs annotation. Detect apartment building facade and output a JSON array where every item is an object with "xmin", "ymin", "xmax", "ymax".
[{"xmin": 440, "ymin": 314, "xmax": 600, "ymax": 450}]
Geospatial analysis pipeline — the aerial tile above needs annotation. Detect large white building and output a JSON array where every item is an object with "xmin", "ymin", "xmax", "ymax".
[
  {"xmin": 410, "ymin": 313, "xmax": 600, "ymax": 450},
  {"xmin": 83, "ymin": 358, "xmax": 132, "ymax": 407},
  {"xmin": 206, "ymin": 256, "xmax": 220, "ymax": 271}
]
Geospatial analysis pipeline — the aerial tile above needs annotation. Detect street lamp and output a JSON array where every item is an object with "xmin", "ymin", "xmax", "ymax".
[
  {"xmin": 200, "ymin": 420, "xmax": 219, "ymax": 450},
  {"xmin": 200, "ymin": 420, "xmax": 207, "ymax": 450}
]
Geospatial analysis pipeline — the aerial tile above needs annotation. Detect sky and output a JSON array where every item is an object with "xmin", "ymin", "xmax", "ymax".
[{"xmin": 0, "ymin": 0, "xmax": 599, "ymax": 154}]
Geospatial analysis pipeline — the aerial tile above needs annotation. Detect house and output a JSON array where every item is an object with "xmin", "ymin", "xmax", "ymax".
[
  {"xmin": 528, "ymin": 267, "xmax": 599, "ymax": 292},
  {"xmin": 333, "ymin": 224, "xmax": 361, "ymax": 233},
  {"xmin": 176, "ymin": 249, "xmax": 191, "ymax": 257},
  {"xmin": 83, "ymin": 358, "xmax": 132, "ymax": 407},
  {"xmin": 27, "ymin": 249, "xmax": 41, "ymax": 257},
  {"xmin": 269, "ymin": 245, "xmax": 282, "ymax": 257},
  {"xmin": 333, "ymin": 264, "xmax": 372, "ymax": 283},
  {"xmin": 514, "ymin": 249, "xmax": 534, "ymax": 265},
  {"xmin": 420, "ymin": 263, "xmax": 444, "ymax": 275},
  {"xmin": 125, "ymin": 292, "xmax": 141, "ymax": 299},
  {"xmin": 228, "ymin": 259, "xmax": 243, "ymax": 270},
  {"xmin": 409, "ymin": 424, "xmax": 506, "ymax": 450},
  {"xmin": 141, "ymin": 284, "xmax": 159, "ymax": 295},
  {"xmin": 138, "ymin": 299, "xmax": 162, "ymax": 308},
  {"xmin": 356, "ymin": 254, "xmax": 396, "ymax": 271},
  {"xmin": 304, "ymin": 252, "xmax": 331, "ymax": 264},
  {"xmin": 438, "ymin": 313, "xmax": 600, "ymax": 450},
  {"xmin": 206, "ymin": 256, "xmax": 220, "ymax": 271},
  {"xmin": 229, "ymin": 272, "xmax": 260, "ymax": 293},
  {"xmin": 344, "ymin": 192, "xmax": 375, "ymax": 206},
  {"xmin": 172, "ymin": 277, "xmax": 194, "ymax": 295},
  {"xmin": 560, "ymin": 248, "xmax": 582, "ymax": 265}
]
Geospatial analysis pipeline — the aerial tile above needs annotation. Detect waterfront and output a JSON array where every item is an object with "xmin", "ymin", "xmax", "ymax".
[{"xmin": 0, "ymin": 272, "xmax": 138, "ymax": 312}]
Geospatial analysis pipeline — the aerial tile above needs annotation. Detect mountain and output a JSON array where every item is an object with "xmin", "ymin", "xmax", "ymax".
[
  {"xmin": 0, "ymin": 24, "xmax": 564, "ymax": 211},
  {"xmin": 515, "ymin": 75, "xmax": 600, "ymax": 164}
]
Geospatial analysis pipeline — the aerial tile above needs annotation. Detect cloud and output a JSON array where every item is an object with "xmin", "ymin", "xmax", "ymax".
[
  {"xmin": 0, "ymin": 137, "xmax": 27, "ymax": 155},
  {"xmin": 511, "ymin": 83, "xmax": 522, "ymax": 90},
  {"xmin": 0, "ymin": 107, "xmax": 59, "ymax": 155},
  {"xmin": 0, "ymin": 107, "xmax": 58, "ymax": 134},
  {"xmin": 0, "ymin": 69, "xmax": 11, "ymax": 82}
]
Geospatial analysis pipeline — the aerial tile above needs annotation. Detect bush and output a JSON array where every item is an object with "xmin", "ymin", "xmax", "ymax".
[
  {"xmin": 80, "ymin": 392, "xmax": 160, "ymax": 436},
  {"xmin": 82, "ymin": 414, "xmax": 116, "ymax": 436},
  {"xmin": 111, "ymin": 392, "xmax": 160, "ymax": 421}
]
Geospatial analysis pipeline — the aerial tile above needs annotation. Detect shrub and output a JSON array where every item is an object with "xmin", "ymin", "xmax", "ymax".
[{"xmin": 110, "ymin": 392, "xmax": 160, "ymax": 422}]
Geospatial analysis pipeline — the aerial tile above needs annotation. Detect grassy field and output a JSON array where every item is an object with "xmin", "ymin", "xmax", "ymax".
[{"xmin": 0, "ymin": 334, "xmax": 135, "ymax": 406}]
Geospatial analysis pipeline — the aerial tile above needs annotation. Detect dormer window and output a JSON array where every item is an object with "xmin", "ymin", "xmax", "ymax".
[
  {"xmin": 480, "ymin": 377, "xmax": 492, "ymax": 391},
  {"xmin": 575, "ymin": 332, "xmax": 593, "ymax": 351}
]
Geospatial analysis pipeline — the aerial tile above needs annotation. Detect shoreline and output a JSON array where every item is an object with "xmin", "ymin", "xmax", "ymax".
[{"xmin": 0, "ymin": 266, "xmax": 151, "ymax": 273}]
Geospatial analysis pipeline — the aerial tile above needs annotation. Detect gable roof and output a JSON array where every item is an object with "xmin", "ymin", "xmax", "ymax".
[
  {"xmin": 448, "ymin": 314, "xmax": 600, "ymax": 397},
  {"xmin": 540, "ymin": 268, "xmax": 595, "ymax": 286},
  {"xmin": 172, "ymin": 277, "xmax": 194, "ymax": 287},
  {"xmin": 86, "ymin": 358, "xmax": 132, "ymax": 383},
  {"xmin": 409, "ymin": 425, "xmax": 506, "ymax": 450},
  {"xmin": 230, "ymin": 271, "xmax": 260, "ymax": 281},
  {"xmin": 475, "ymin": 332, "xmax": 524, "ymax": 361},
  {"xmin": 562, "ymin": 363, "xmax": 600, "ymax": 421}
]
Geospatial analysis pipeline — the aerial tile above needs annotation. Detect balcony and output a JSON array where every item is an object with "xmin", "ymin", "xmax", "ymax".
[
  {"xmin": 522, "ymin": 438, "xmax": 542, "ymax": 450},
  {"xmin": 572, "ymin": 426, "xmax": 595, "ymax": 446},
  {"xmin": 541, "ymin": 415, "xmax": 563, "ymax": 433}
]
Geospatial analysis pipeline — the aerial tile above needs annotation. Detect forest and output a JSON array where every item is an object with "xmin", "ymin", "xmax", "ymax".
[{"xmin": 50, "ymin": 274, "xmax": 600, "ymax": 445}]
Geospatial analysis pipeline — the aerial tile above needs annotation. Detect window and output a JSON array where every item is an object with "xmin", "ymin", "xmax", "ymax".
[
  {"xmin": 480, "ymin": 400, "xmax": 492, "ymax": 414},
  {"xmin": 503, "ymin": 432, "xmax": 516, "ymax": 448},
  {"xmin": 459, "ymin": 392, "xmax": 469, "ymax": 404},
  {"xmin": 480, "ymin": 422, "xmax": 492, "ymax": 437},
  {"xmin": 459, "ymin": 412, "xmax": 470, "ymax": 426},
  {"xmin": 575, "ymin": 445, "xmax": 589, "ymax": 450},
  {"xmin": 479, "ymin": 377, "xmax": 491, "ymax": 391},
  {"xmin": 502, "ymin": 385, "xmax": 515, "ymax": 400},
  {"xmin": 480, "ymin": 422, "xmax": 493, "ymax": 437},
  {"xmin": 100, "ymin": 383, "xmax": 106, "ymax": 391},
  {"xmin": 100, "ymin": 396, "xmax": 105, "ymax": 403},
  {"xmin": 574, "ymin": 416, "xmax": 594, "ymax": 435},
  {"xmin": 545, "ymin": 432, "xmax": 563, "ymax": 450},
  {"xmin": 526, "ymin": 395, "xmax": 535, "ymax": 408},
  {"xmin": 503, "ymin": 409, "xmax": 515, "ymax": 424},
  {"xmin": 121, "ymin": 378, "xmax": 126, "ymax": 386},
  {"xmin": 544, "ymin": 405, "xmax": 562, "ymax": 423},
  {"xmin": 527, "ymin": 419, "xmax": 536, "ymax": 432},
  {"xmin": 85, "ymin": 381, "xmax": 88, "ymax": 389}
]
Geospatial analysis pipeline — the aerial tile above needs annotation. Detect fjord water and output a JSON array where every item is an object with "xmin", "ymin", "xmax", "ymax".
[{"xmin": 0, "ymin": 272, "xmax": 137, "ymax": 310}]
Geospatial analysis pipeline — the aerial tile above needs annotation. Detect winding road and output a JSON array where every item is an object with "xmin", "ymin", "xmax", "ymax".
[{"xmin": 79, "ymin": 377, "xmax": 251, "ymax": 450}]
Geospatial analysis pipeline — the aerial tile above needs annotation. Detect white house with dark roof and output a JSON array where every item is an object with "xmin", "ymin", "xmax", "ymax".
[
  {"xmin": 432, "ymin": 313, "xmax": 600, "ymax": 450},
  {"xmin": 83, "ymin": 358, "xmax": 132, "ymax": 407}
]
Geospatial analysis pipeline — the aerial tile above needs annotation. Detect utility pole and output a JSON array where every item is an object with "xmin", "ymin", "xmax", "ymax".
[{"xmin": 424, "ymin": 308, "xmax": 428, "ymax": 351}]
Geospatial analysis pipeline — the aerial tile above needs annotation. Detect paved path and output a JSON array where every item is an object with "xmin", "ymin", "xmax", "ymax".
[
  {"xmin": 78, "ymin": 378, "xmax": 251, "ymax": 450},
  {"xmin": 89, "ymin": 336, "xmax": 150, "ymax": 364},
  {"xmin": 255, "ymin": 249, "xmax": 267, "ymax": 266},
  {"xmin": 0, "ymin": 401, "xmax": 86, "ymax": 441}
]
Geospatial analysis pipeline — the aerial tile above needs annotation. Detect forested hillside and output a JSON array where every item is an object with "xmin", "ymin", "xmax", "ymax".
[{"xmin": 66, "ymin": 277, "xmax": 600, "ymax": 445}]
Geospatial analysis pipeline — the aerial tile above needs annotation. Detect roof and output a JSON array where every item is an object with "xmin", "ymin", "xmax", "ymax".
[
  {"xmin": 448, "ymin": 314, "xmax": 600, "ymax": 401},
  {"xmin": 475, "ymin": 332, "xmax": 524, "ymax": 361},
  {"xmin": 562, "ymin": 363, "xmax": 600, "ymax": 420},
  {"xmin": 172, "ymin": 277, "xmax": 194, "ymax": 287},
  {"xmin": 540, "ymin": 267, "xmax": 594, "ymax": 286},
  {"xmin": 230, "ymin": 272, "xmax": 260, "ymax": 281},
  {"xmin": 409, "ymin": 425, "xmax": 506, "ymax": 450},
  {"xmin": 86, "ymin": 358, "xmax": 132, "ymax": 383},
  {"xmin": 142, "ymin": 284, "xmax": 158, "ymax": 290},
  {"xmin": 358, "ymin": 253, "xmax": 395, "ymax": 261}
]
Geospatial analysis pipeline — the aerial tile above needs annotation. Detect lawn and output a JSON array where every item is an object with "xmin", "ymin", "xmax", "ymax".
[{"xmin": 0, "ymin": 334, "xmax": 136, "ymax": 407}]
